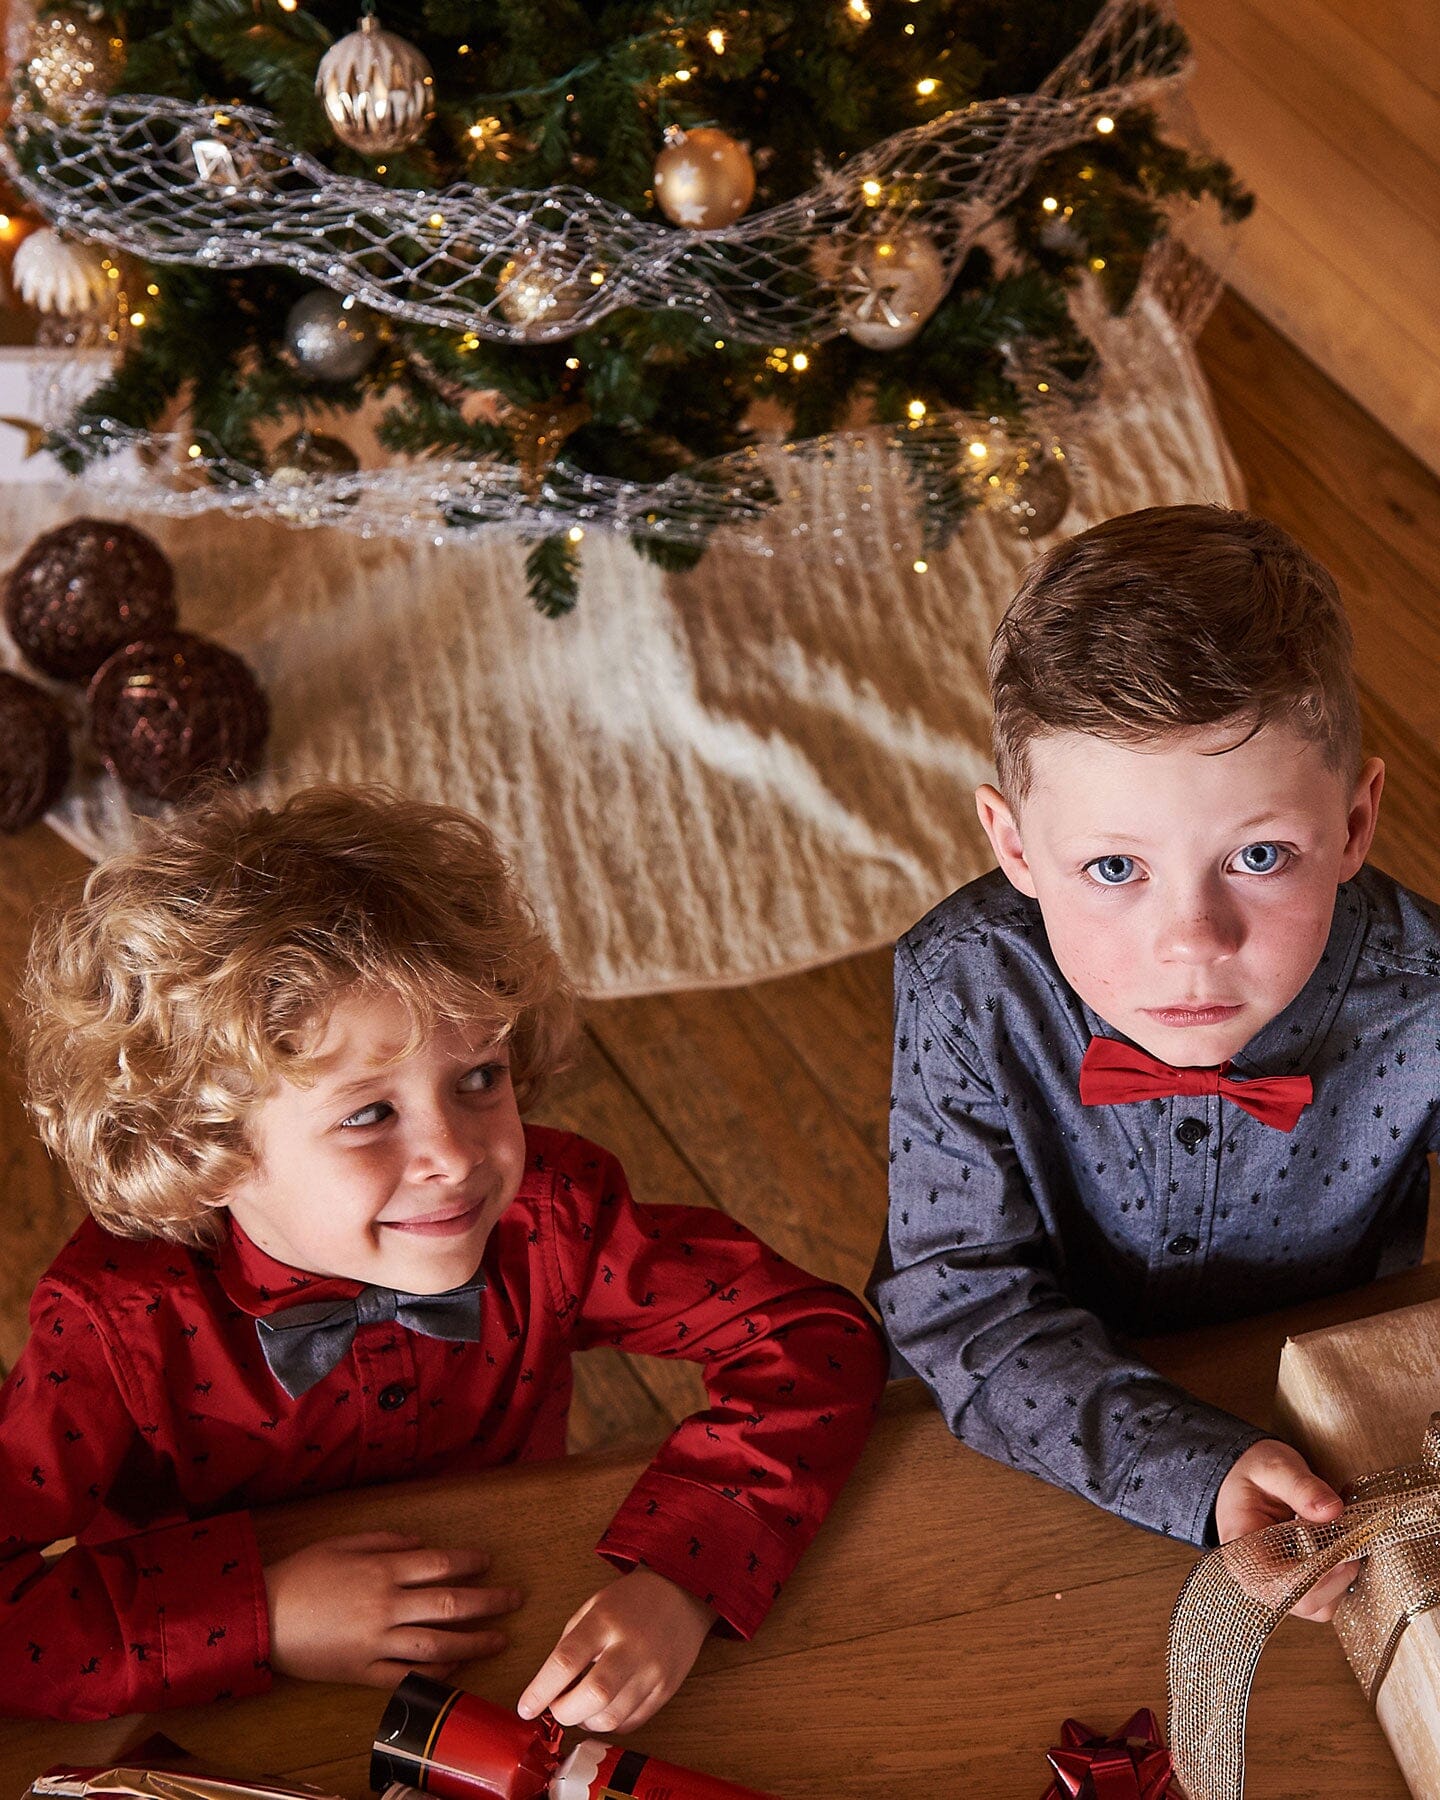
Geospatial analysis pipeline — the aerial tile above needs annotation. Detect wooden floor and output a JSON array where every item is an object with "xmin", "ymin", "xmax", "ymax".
[{"xmin": 2, "ymin": 291, "xmax": 1439, "ymax": 1460}]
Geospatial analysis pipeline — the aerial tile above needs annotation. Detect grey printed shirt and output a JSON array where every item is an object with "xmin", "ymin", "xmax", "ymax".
[{"xmin": 870, "ymin": 863, "xmax": 1440, "ymax": 1546}]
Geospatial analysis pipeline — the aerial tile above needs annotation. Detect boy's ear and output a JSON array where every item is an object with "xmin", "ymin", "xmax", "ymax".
[
  {"xmin": 974, "ymin": 783, "xmax": 1038, "ymax": 898},
  {"xmin": 1338, "ymin": 756, "xmax": 1385, "ymax": 881}
]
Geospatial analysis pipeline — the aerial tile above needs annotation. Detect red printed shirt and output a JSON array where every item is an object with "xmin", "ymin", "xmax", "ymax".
[{"xmin": 0, "ymin": 1126, "xmax": 886, "ymax": 1721}]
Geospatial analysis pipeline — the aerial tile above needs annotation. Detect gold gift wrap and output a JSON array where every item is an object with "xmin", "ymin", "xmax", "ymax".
[
  {"xmin": 1166, "ymin": 1296, "xmax": 1440, "ymax": 1800},
  {"xmin": 30, "ymin": 1771, "xmax": 340, "ymax": 1800}
]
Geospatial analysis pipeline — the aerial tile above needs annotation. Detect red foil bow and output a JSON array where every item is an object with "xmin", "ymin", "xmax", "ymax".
[{"xmin": 1041, "ymin": 1710, "xmax": 1175, "ymax": 1800}]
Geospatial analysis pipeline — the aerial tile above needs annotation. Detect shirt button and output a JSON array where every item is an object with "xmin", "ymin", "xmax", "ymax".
[
  {"xmin": 1167, "ymin": 1234, "xmax": 1200, "ymax": 1257},
  {"xmin": 378, "ymin": 1382, "xmax": 409, "ymax": 1411},
  {"xmin": 1175, "ymin": 1117, "xmax": 1210, "ymax": 1152}
]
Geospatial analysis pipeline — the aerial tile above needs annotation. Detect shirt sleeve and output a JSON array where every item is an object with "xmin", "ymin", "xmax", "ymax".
[
  {"xmin": 552, "ymin": 1150, "xmax": 888, "ymax": 1638},
  {"xmin": 0, "ymin": 1282, "xmax": 271, "ymax": 1721},
  {"xmin": 870, "ymin": 939, "xmax": 1267, "ymax": 1548}
]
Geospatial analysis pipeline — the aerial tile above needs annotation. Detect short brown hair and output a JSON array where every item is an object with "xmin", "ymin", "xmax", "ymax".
[
  {"xmin": 989, "ymin": 505, "xmax": 1361, "ymax": 800},
  {"xmin": 23, "ymin": 785, "xmax": 576, "ymax": 1246}
]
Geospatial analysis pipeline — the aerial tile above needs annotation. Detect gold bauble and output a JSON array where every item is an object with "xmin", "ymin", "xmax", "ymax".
[
  {"xmin": 653, "ymin": 128, "xmax": 756, "ymax": 230},
  {"xmin": 495, "ymin": 246, "xmax": 592, "ymax": 335},
  {"xmin": 315, "ymin": 13, "xmax": 434, "ymax": 154},
  {"xmin": 838, "ymin": 229, "xmax": 947, "ymax": 350},
  {"xmin": 25, "ymin": 9, "xmax": 123, "ymax": 113}
]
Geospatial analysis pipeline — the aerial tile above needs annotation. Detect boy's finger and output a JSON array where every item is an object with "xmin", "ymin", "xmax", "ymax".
[
  {"xmin": 517, "ymin": 1623, "xmax": 605, "ymax": 1719},
  {"xmin": 1257, "ymin": 1448, "xmax": 1343, "ymax": 1521},
  {"xmin": 577, "ymin": 1667, "xmax": 659, "ymax": 1736},
  {"xmin": 393, "ymin": 1583, "xmax": 524, "ymax": 1626},
  {"xmin": 1290, "ymin": 1559, "xmax": 1359, "ymax": 1621},
  {"xmin": 387, "ymin": 1624, "xmax": 510, "ymax": 1666},
  {"xmin": 390, "ymin": 1547, "xmax": 496, "ymax": 1587},
  {"xmin": 545, "ymin": 1654, "xmax": 630, "ymax": 1731}
]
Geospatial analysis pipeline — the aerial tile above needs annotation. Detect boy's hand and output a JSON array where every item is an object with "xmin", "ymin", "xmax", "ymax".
[
  {"xmin": 516, "ymin": 1568, "xmax": 717, "ymax": 1734},
  {"xmin": 265, "ymin": 1532, "xmax": 523, "ymax": 1686},
  {"xmin": 1215, "ymin": 1439, "xmax": 1356, "ymax": 1622}
]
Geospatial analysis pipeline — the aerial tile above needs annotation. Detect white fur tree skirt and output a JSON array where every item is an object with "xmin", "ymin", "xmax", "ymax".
[{"xmin": 1, "ymin": 291, "xmax": 1241, "ymax": 997}]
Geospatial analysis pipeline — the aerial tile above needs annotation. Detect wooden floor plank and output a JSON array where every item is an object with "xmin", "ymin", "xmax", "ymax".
[{"xmin": 587, "ymin": 986, "xmax": 888, "ymax": 1296}]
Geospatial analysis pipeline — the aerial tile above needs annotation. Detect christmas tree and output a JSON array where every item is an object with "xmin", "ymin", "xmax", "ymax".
[{"xmin": 5, "ymin": 0, "xmax": 1248, "ymax": 613}]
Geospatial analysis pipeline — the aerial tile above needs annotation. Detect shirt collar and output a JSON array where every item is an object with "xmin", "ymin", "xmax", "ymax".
[{"xmin": 214, "ymin": 1218, "xmax": 364, "ymax": 1319}]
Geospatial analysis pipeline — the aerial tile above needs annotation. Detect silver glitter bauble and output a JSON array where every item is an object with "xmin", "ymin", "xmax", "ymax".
[
  {"xmin": 838, "ymin": 229, "xmax": 947, "ymax": 349},
  {"xmin": 1009, "ymin": 454, "xmax": 1072, "ymax": 538},
  {"xmin": 284, "ymin": 291, "xmax": 379, "ymax": 381},
  {"xmin": 10, "ymin": 228, "xmax": 109, "ymax": 317},
  {"xmin": 316, "ymin": 14, "xmax": 435, "ymax": 154},
  {"xmin": 495, "ymin": 245, "xmax": 594, "ymax": 335},
  {"xmin": 24, "ymin": 9, "xmax": 123, "ymax": 113},
  {"xmin": 653, "ymin": 128, "xmax": 756, "ymax": 230}
]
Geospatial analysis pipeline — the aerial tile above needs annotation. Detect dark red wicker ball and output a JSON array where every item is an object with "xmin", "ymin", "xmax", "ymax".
[
  {"xmin": 87, "ymin": 631, "xmax": 269, "ymax": 801},
  {"xmin": 5, "ymin": 517, "xmax": 178, "ymax": 681},
  {"xmin": 0, "ymin": 669, "xmax": 72, "ymax": 832}
]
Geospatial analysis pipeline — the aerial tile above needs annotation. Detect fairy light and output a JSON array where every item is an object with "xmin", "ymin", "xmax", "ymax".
[
  {"xmin": 674, "ymin": 67, "xmax": 693, "ymax": 81},
  {"xmin": 904, "ymin": 21, "xmax": 915, "ymax": 31},
  {"xmin": 968, "ymin": 439, "xmax": 988, "ymax": 459},
  {"xmin": 459, "ymin": 44, "xmax": 470, "ymax": 54},
  {"xmin": 1095, "ymin": 115, "xmax": 1115, "ymax": 134},
  {"xmin": 589, "ymin": 269, "xmax": 605, "ymax": 285},
  {"xmin": 707, "ymin": 27, "xmax": 726, "ymax": 52},
  {"xmin": 278, "ymin": 0, "xmax": 297, "ymax": 9},
  {"xmin": 916, "ymin": 77, "xmax": 938, "ymax": 96},
  {"xmin": 792, "ymin": 351, "xmax": 809, "ymax": 371},
  {"xmin": 848, "ymin": 0, "xmax": 872, "ymax": 17},
  {"xmin": 567, "ymin": 526, "xmax": 585, "ymax": 543},
  {"xmin": 1036, "ymin": 381, "xmax": 1050, "ymax": 393},
  {"xmin": 862, "ymin": 179, "xmax": 883, "ymax": 202},
  {"xmin": 1090, "ymin": 256, "xmax": 1106, "ymax": 271},
  {"xmin": 713, "ymin": 339, "xmax": 725, "ymax": 349},
  {"xmin": 146, "ymin": 282, "xmax": 159, "ymax": 296},
  {"xmin": 1041, "ymin": 196, "xmax": 1059, "ymax": 212},
  {"xmin": 566, "ymin": 356, "xmax": 581, "ymax": 368},
  {"xmin": 913, "ymin": 559, "xmax": 928, "ymax": 573},
  {"xmin": 187, "ymin": 443, "xmax": 203, "ymax": 459},
  {"xmin": 128, "ymin": 310, "xmax": 145, "ymax": 326},
  {"xmin": 428, "ymin": 212, "xmax": 444, "ymax": 228},
  {"xmin": 907, "ymin": 399, "xmax": 926, "ymax": 419}
]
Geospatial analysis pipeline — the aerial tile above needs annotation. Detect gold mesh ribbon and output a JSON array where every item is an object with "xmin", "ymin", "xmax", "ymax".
[{"xmin": 1166, "ymin": 1413, "xmax": 1440, "ymax": 1800}]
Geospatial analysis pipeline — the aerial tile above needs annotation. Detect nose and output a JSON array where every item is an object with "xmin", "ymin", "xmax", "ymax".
[
  {"xmin": 407, "ymin": 1101, "xmax": 475, "ymax": 1183},
  {"xmin": 1154, "ymin": 881, "xmax": 1243, "ymax": 967}
]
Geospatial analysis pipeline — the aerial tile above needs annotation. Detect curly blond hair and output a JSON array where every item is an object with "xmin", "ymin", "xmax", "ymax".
[{"xmin": 23, "ymin": 785, "xmax": 576, "ymax": 1246}]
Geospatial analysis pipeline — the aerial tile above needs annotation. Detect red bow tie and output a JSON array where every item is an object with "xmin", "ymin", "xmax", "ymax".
[{"xmin": 1079, "ymin": 1036, "xmax": 1312, "ymax": 1132}]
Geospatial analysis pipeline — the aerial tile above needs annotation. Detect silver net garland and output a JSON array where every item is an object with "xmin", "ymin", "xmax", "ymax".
[
  {"xmin": 0, "ymin": 0, "xmax": 1204, "ymax": 550},
  {"xmin": 5, "ymin": 0, "xmax": 1186, "ymax": 342}
]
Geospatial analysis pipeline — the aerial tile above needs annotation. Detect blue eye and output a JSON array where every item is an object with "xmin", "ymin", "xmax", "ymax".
[
  {"xmin": 340, "ymin": 1100, "xmax": 392, "ymax": 1129},
  {"xmin": 1085, "ymin": 855, "xmax": 1137, "ymax": 886},
  {"xmin": 1234, "ymin": 842, "xmax": 1285, "ymax": 874}
]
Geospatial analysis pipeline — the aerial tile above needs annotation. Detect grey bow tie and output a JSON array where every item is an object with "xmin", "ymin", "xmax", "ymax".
[{"xmin": 255, "ymin": 1277, "xmax": 486, "ymax": 1399}]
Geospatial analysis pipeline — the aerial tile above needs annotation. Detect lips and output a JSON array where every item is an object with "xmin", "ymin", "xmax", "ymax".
[
  {"xmin": 379, "ymin": 1198, "xmax": 487, "ymax": 1237},
  {"xmin": 1142, "ymin": 1003, "xmax": 1244, "ymax": 1028}
]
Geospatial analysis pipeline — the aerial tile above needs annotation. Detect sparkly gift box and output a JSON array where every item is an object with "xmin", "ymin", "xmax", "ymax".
[{"xmin": 1273, "ymin": 1296, "xmax": 1440, "ymax": 1800}]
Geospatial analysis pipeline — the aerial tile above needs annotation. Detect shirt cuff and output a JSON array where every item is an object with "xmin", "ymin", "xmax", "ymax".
[
  {"xmin": 126, "ymin": 1510, "xmax": 271, "ymax": 1709},
  {"xmin": 597, "ymin": 1471, "xmax": 804, "ymax": 1640},
  {"xmin": 1116, "ymin": 1401, "xmax": 1270, "ymax": 1547}
]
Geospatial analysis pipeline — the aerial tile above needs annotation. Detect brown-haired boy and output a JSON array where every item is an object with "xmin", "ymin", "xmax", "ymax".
[
  {"xmin": 873, "ymin": 504, "xmax": 1428, "ymax": 1620},
  {"xmin": 2, "ymin": 786, "xmax": 886, "ymax": 1721}
]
